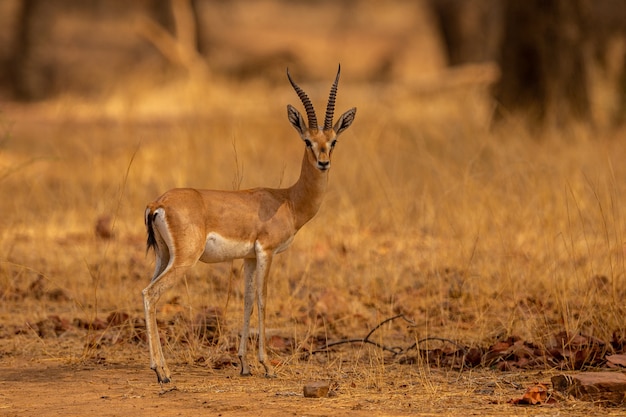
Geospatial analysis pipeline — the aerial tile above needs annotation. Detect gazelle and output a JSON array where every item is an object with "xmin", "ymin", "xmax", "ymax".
[{"xmin": 142, "ymin": 65, "xmax": 356, "ymax": 384}]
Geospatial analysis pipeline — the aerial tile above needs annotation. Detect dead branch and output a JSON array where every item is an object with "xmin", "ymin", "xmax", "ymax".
[
  {"xmin": 134, "ymin": 0, "xmax": 209, "ymax": 79},
  {"xmin": 308, "ymin": 314, "xmax": 469, "ymax": 361},
  {"xmin": 310, "ymin": 314, "xmax": 417, "ymax": 356},
  {"xmin": 405, "ymin": 337, "xmax": 466, "ymax": 353}
]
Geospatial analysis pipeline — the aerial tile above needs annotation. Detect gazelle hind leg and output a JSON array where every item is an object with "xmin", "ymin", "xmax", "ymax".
[
  {"xmin": 238, "ymin": 258, "xmax": 256, "ymax": 376},
  {"xmin": 141, "ymin": 209, "xmax": 173, "ymax": 384},
  {"xmin": 143, "ymin": 264, "xmax": 192, "ymax": 384},
  {"xmin": 144, "ymin": 205, "xmax": 208, "ymax": 384},
  {"xmin": 255, "ymin": 246, "xmax": 276, "ymax": 377},
  {"xmin": 143, "ymin": 268, "xmax": 175, "ymax": 384}
]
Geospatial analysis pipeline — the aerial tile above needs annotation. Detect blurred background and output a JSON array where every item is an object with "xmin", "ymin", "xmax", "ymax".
[{"xmin": 0, "ymin": 0, "xmax": 623, "ymax": 129}]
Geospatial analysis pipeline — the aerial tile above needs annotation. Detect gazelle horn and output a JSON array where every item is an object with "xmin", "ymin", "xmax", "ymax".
[
  {"xmin": 324, "ymin": 64, "xmax": 341, "ymax": 131},
  {"xmin": 287, "ymin": 68, "xmax": 318, "ymax": 130}
]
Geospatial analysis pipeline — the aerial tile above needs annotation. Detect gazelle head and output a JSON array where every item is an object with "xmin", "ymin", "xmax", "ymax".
[{"xmin": 287, "ymin": 65, "xmax": 357, "ymax": 172}]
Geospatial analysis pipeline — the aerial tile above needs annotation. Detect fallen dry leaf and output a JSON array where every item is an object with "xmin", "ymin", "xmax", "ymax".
[
  {"xmin": 606, "ymin": 354, "xmax": 626, "ymax": 368},
  {"xmin": 508, "ymin": 383, "xmax": 556, "ymax": 405}
]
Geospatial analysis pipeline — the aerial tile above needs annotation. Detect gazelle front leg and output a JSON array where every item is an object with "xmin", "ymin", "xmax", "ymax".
[
  {"xmin": 238, "ymin": 258, "xmax": 256, "ymax": 376},
  {"xmin": 238, "ymin": 247, "xmax": 276, "ymax": 378},
  {"xmin": 255, "ymin": 247, "xmax": 276, "ymax": 378}
]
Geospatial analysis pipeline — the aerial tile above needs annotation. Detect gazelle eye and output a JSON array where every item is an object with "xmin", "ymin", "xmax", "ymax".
[
  {"xmin": 330, "ymin": 140, "xmax": 337, "ymax": 148},
  {"xmin": 304, "ymin": 139, "xmax": 312, "ymax": 148}
]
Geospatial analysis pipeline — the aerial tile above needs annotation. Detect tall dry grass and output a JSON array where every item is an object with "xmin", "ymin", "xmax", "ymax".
[{"xmin": 0, "ymin": 74, "xmax": 625, "ymax": 371}]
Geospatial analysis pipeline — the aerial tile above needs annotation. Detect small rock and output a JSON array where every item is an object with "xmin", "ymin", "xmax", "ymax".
[
  {"xmin": 552, "ymin": 372, "xmax": 626, "ymax": 405},
  {"xmin": 303, "ymin": 381, "xmax": 330, "ymax": 398}
]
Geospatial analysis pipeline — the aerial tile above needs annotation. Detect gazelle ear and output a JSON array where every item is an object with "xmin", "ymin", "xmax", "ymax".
[
  {"xmin": 333, "ymin": 107, "xmax": 357, "ymax": 136},
  {"xmin": 287, "ymin": 104, "xmax": 307, "ymax": 136}
]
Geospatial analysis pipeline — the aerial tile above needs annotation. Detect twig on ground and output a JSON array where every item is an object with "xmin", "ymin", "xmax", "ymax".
[
  {"xmin": 308, "ymin": 314, "xmax": 468, "ymax": 361},
  {"xmin": 311, "ymin": 314, "xmax": 430, "ymax": 356},
  {"xmin": 405, "ymin": 337, "xmax": 467, "ymax": 353}
]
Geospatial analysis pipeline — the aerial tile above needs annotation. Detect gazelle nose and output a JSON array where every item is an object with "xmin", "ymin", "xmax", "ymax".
[{"xmin": 318, "ymin": 160, "xmax": 330, "ymax": 170}]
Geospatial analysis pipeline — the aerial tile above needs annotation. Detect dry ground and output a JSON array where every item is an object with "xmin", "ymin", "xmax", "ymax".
[{"xmin": 2, "ymin": 358, "xmax": 622, "ymax": 417}]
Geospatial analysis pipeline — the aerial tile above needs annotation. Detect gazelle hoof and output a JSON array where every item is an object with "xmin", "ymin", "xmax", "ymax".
[{"xmin": 154, "ymin": 368, "xmax": 172, "ymax": 385}]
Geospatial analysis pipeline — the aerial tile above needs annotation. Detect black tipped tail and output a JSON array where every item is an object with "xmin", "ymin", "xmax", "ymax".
[{"xmin": 146, "ymin": 210, "xmax": 158, "ymax": 254}]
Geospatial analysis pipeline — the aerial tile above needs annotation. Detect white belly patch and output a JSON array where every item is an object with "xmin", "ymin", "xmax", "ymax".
[{"xmin": 199, "ymin": 232, "xmax": 255, "ymax": 263}]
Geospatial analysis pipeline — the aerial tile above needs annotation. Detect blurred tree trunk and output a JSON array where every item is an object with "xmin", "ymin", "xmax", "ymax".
[
  {"xmin": 8, "ymin": 0, "xmax": 186, "ymax": 100},
  {"xmin": 587, "ymin": 0, "xmax": 626, "ymax": 126},
  {"xmin": 617, "ymin": 47, "xmax": 626, "ymax": 127},
  {"xmin": 493, "ymin": 0, "xmax": 592, "ymax": 128},
  {"xmin": 429, "ymin": 0, "xmax": 503, "ymax": 66},
  {"xmin": 10, "ymin": 0, "xmax": 49, "ymax": 100}
]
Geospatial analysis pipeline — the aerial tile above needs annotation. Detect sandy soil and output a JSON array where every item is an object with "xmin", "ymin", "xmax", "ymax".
[{"xmin": 1, "ymin": 355, "xmax": 621, "ymax": 417}]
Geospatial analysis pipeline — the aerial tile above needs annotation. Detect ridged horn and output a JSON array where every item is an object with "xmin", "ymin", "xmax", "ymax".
[
  {"xmin": 324, "ymin": 64, "xmax": 341, "ymax": 131},
  {"xmin": 287, "ymin": 68, "xmax": 318, "ymax": 130}
]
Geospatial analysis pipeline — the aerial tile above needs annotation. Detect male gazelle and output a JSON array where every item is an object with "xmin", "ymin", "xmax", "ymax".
[{"xmin": 142, "ymin": 65, "xmax": 356, "ymax": 384}]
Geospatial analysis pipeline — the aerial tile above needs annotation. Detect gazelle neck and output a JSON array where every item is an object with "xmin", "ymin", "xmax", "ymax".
[{"xmin": 289, "ymin": 149, "xmax": 328, "ymax": 230}]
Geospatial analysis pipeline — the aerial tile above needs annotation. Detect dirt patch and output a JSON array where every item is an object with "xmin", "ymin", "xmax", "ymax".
[{"xmin": 0, "ymin": 357, "xmax": 621, "ymax": 416}]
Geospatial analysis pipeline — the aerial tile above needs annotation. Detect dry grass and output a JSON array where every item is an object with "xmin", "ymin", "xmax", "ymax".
[{"xmin": 1, "ymin": 72, "xmax": 625, "ymax": 363}]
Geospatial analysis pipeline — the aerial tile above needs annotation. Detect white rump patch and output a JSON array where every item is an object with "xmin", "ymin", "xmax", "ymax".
[
  {"xmin": 149, "ymin": 207, "xmax": 176, "ymax": 281},
  {"xmin": 152, "ymin": 208, "xmax": 173, "ymax": 249}
]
